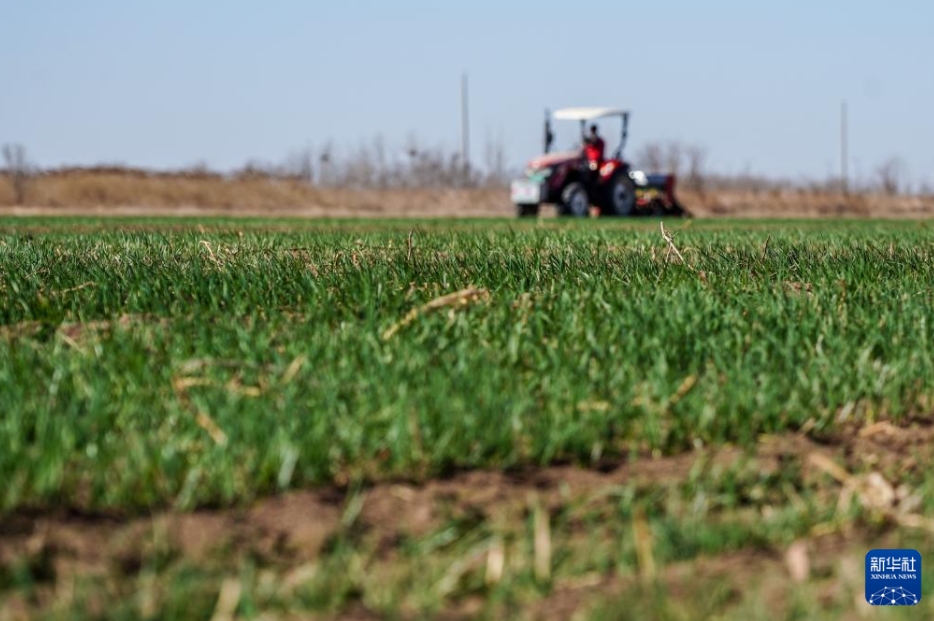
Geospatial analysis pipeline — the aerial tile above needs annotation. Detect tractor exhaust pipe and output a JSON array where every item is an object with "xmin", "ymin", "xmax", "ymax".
[
  {"xmin": 621, "ymin": 112, "xmax": 630, "ymax": 155},
  {"xmin": 544, "ymin": 109, "xmax": 554, "ymax": 154}
]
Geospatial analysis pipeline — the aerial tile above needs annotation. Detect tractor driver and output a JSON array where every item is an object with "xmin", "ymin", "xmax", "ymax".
[{"xmin": 583, "ymin": 124, "xmax": 605, "ymax": 168}]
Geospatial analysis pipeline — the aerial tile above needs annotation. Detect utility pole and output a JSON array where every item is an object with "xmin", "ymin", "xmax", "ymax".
[
  {"xmin": 461, "ymin": 72, "xmax": 470, "ymax": 185},
  {"xmin": 840, "ymin": 101, "xmax": 848, "ymax": 195}
]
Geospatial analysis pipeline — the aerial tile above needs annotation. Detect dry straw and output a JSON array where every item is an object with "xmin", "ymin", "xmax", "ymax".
[{"xmin": 382, "ymin": 287, "xmax": 490, "ymax": 341}]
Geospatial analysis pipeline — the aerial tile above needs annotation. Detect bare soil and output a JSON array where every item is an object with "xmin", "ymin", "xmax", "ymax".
[
  {"xmin": 3, "ymin": 418, "xmax": 932, "ymax": 619},
  {"xmin": 1, "ymin": 174, "xmax": 934, "ymax": 219}
]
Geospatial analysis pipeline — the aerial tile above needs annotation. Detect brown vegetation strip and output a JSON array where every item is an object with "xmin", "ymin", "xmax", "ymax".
[
  {"xmin": 2, "ymin": 171, "xmax": 934, "ymax": 218},
  {"xmin": 0, "ymin": 314, "xmax": 168, "ymax": 341}
]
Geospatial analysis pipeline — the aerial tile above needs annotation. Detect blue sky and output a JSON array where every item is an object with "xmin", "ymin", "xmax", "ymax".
[{"xmin": 1, "ymin": 0, "xmax": 932, "ymax": 184}]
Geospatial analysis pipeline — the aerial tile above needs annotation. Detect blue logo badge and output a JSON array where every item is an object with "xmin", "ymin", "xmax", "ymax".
[{"xmin": 866, "ymin": 549, "xmax": 921, "ymax": 605}]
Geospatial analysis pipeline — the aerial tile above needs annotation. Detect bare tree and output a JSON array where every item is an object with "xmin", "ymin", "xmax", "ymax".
[
  {"xmin": 875, "ymin": 157, "xmax": 905, "ymax": 195},
  {"xmin": 2, "ymin": 143, "xmax": 30, "ymax": 205},
  {"xmin": 483, "ymin": 130, "xmax": 508, "ymax": 188},
  {"xmin": 637, "ymin": 142, "xmax": 664, "ymax": 171},
  {"xmin": 372, "ymin": 136, "xmax": 388, "ymax": 189},
  {"xmin": 685, "ymin": 145, "xmax": 707, "ymax": 193},
  {"xmin": 345, "ymin": 143, "xmax": 378, "ymax": 189},
  {"xmin": 282, "ymin": 148, "xmax": 314, "ymax": 184},
  {"xmin": 664, "ymin": 142, "xmax": 683, "ymax": 178},
  {"xmin": 183, "ymin": 160, "xmax": 212, "ymax": 178},
  {"xmin": 317, "ymin": 142, "xmax": 334, "ymax": 187},
  {"xmin": 636, "ymin": 140, "xmax": 708, "ymax": 192}
]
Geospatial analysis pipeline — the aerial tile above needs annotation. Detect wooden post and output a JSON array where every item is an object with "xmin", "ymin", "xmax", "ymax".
[
  {"xmin": 841, "ymin": 101, "xmax": 848, "ymax": 195},
  {"xmin": 461, "ymin": 73, "xmax": 470, "ymax": 185}
]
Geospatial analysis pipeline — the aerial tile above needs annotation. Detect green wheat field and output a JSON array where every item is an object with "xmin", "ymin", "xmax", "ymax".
[{"xmin": 1, "ymin": 217, "xmax": 933, "ymax": 620}]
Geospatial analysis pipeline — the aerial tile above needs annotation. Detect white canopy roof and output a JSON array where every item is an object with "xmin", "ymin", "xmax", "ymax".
[{"xmin": 553, "ymin": 107, "xmax": 628, "ymax": 121}]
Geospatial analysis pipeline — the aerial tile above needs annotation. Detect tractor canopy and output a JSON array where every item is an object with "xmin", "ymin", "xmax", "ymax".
[
  {"xmin": 543, "ymin": 107, "xmax": 630, "ymax": 159},
  {"xmin": 552, "ymin": 107, "xmax": 628, "ymax": 121}
]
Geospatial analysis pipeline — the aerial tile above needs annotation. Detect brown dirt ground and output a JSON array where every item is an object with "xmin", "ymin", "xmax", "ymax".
[
  {"xmin": 1, "ymin": 174, "xmax": 934, "ymax": 218},
  {"xmin": 2, "ymin": 418, "xmax": 933, "ymax": 619}
]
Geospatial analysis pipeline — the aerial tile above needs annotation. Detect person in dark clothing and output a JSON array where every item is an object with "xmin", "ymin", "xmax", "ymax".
[{"xmin": 583, "ymin": 124, "xmax": 605, "ymax": 166}]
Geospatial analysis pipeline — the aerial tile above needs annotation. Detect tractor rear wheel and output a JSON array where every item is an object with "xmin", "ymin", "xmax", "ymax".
[
  {"xmin": 516, "ymin": 203, "xmax": 539, "ymax": 218},
  {"xmin": 559, "ymin": 182, "xmax": 590, "ymax": 217},
  {"xmin": 601, "ymin": 171, "xmax": 637, "ymax": 216}
]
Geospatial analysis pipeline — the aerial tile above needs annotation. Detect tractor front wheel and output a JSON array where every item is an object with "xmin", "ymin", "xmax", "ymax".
[{"xmin": 559, "ymin": 182, "xmax": 590, "ymax": 217}]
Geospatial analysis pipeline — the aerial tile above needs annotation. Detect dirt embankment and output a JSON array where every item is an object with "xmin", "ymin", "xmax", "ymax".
[
  {"xmin": 1, "ymin": 170, "xmax": 933, "ymax": 218},
  {"xmin": 2, "ymin": 419, "xmax": 933, "ymax": 620}
]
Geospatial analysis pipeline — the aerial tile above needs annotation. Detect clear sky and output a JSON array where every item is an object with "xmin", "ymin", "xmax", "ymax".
[{"xmin": 1, "ymin": 0, "xmax": 932, "ymax": 184}]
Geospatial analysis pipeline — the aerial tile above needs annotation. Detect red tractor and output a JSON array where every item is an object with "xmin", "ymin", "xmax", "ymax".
[{"xmin": 510, "ymin": 107, "xmax": 688, "ymax": 218}]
